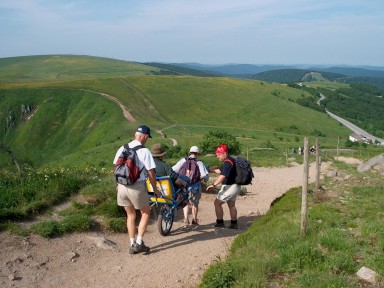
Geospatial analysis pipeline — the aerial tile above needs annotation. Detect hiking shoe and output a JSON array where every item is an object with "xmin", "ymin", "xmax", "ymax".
[
  {"xmin": 191, "ymin": 219, "xmax": 199, "ymax": 225},
  {"xmin": 130, "ymin": 242, "xmax": 150, "ymax": 254},
  {"xmin": 129, "ymin": 244, "xmax": 136, "ymax": 254},
  {"xmin": 229, "ymin": 223, "xmax": 238, "ymax": 229},
  {"xmin": 183, "ymin": 218, "xmax": 190, "ymax": 225},
  {"xmin": 214, "ymin": 222, "xmax": 225, "ymax": 228}
]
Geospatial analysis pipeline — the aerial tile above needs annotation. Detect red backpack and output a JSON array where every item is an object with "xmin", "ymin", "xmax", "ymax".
[{"xmin": 114, "ymin": 145, "xmax": 143, "ymax": 186}]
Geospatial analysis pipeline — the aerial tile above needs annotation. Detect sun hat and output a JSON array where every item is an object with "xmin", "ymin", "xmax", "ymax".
[
  {"xmin": 189, "ymin": 146, "xmax": 200, "ymax": 154},
  {"xmin": 136, "ymin": 125, "xmax": 152, "ymax": 138},
  {"xmin": 215, "ymin": 144, "xmax": 228, "ymax": 155},
  {"xmin": 151, "ymin": 143, "xmax": 166, "ymax": 157}
]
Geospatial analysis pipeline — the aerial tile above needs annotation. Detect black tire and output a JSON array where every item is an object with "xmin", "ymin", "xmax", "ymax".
[{"xmin": 157, "ymin": 205, "xmax": 174, "ymax": 236}]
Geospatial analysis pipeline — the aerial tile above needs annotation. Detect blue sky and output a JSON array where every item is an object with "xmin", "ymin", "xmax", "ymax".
[{"xmin": 1, "ymin": 0, "xmax": 383, "ymax": 66}]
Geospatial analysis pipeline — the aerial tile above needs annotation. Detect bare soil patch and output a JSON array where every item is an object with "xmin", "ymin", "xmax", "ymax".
[{"xmin": 334, "ymin": 156, "xmax": 364, "ymax": 165}]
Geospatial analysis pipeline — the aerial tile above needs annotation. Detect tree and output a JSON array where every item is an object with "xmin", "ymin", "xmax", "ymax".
[{"xmin": 199, "ymin": 131, "xmax": 241, "ymax": 155}]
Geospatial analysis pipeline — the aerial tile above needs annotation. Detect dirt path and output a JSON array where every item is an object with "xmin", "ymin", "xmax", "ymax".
[
  {"xmin": 81, "ymin": 89, "xmax": 137, "ymax": 122},
  {"xmin": 0, "ymin": 161, "xmax": 333, "ymax": 288}
]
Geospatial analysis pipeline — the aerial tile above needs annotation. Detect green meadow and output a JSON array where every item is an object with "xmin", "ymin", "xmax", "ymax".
[
  {"xmin": 0, "ymin": 55, "xmax": 360, "ymax": 169},
  {"xmin": 0, "ymin": 55, "xmax": 158, "ymax": 82}
]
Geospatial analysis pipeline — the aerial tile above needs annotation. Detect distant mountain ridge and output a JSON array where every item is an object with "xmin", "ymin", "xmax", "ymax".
[
  {"xmin": 169, "ymin": 63, "xmax": 297, "ymax": 75},
  {"xmin": 170, "ymin": 63, "xmax": 384, "ymax": 76},
  {"xmin": 159, "ymin": 62, "xmax": 384, "ymax": 88}
]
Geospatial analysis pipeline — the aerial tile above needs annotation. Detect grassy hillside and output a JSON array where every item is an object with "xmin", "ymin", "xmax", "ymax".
[
  {"xmin": 0, "ymin": 55, "xmax": 159, "ymax": 82},
  {"xmin": 0, "ymin": 88, "xmax": 127, "ymax": 168},
  {"xmin": 1, "ymin": 55, "xmax": 381, "ymax": 170}
]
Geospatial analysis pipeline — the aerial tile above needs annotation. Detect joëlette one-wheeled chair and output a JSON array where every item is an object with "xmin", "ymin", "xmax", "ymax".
[{"xmin": 146, "ymin": 176, "xmax": 200, "ymax": 236}]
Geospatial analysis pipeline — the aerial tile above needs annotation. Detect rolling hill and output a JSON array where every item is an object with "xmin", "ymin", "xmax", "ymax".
[
  {"xmin": 0, "ymin": 55, "xmax": 379, "ymax": 169},
  {"xmin": 0, "ymin": 55, "xmax": 160, "ymax": 82}
]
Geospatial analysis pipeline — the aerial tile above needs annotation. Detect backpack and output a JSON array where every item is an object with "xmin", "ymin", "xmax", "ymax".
[
  {"xmin": 226, "ymin": 157, "xmax": 254, "ymax": 185},
  {"xmin": 179, "ymin": 158, "xmax": 201, "ymax": 184},
  {"xmin": 114, "ymin": 144, "xmax": 143, "ymax": 186}
]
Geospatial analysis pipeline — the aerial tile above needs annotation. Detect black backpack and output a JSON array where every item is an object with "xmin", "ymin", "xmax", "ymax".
[
  {"xmin": 179, "ymin": 158, "xmax": 201, "ymax": 184},
  {"xmin": 226, "ymin": 157, "xmax": 254, "ymax": 185},
  {"xmin": 114, "ymin": 144, "xmax": 143, "ymax": 186}
]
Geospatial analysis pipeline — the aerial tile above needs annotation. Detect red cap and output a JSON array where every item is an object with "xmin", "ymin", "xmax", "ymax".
[{"xmin": 215, "ymin": 144, "xmax": 228, "ymax": 155}]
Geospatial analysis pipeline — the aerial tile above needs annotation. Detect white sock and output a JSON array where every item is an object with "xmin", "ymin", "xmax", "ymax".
[
  {"xmin": 136, "ymin": 236, "xmax": 143, "ymax": 245},
  {"xmin": 130, "ymin": 238, "xmax": 135, "ymax": 246}
]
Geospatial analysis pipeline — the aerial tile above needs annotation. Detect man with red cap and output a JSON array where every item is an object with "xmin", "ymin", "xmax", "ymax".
[{"xmin": 206, "ymin": 144, "xmax": 240, "ymax": 229}]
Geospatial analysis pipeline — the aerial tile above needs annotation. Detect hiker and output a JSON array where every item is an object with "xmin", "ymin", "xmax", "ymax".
[
  {"xmin": 309, "ymin": 146, "xmax": 316, "ymax": 154},
  {"xmin": 113, "ymin": 125, "xmax": 161, "ymax": 255},
  {"xmin": 298, "ymin": 146, "xmax": 303, "ymax": 155},
  {"xmin": 206, "ymin": 144, "xmax": 241, "ymax": 229},
  {"xmin": 150, "ymin": 143, "xmax": 189, "ymax": 187},
  {"xmin": 172, "ymin": 146, "xmax": 209, "ymax": 225},
  {"xmin": 150, "ymin": 143, "xmax": 179, "ymax": 181}
]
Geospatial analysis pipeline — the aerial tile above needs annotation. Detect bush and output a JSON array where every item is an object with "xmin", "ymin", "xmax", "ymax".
[{"xmin": 199, "ymin": 131, "xmax": 241, "ymax": 154}]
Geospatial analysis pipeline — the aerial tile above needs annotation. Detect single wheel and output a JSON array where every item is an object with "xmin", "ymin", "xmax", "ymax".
[{"xmin": 157, "ymin": 205, "xmax": 174, "ymax": 236}]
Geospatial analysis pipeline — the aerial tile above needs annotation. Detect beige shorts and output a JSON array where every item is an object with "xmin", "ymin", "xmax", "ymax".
[
  {"xmin": 117, "ymin": 181, "xmax": 149, "ymax": 209},
  {"xmin": 217, "ymin": 184, "xmax": 241, "ymax": 202}
]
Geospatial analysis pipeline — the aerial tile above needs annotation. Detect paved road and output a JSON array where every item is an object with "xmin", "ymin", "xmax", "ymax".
[
  {"xmin": 326, "ymin": 109, "xmax": 384, "ymax": 144},
  {"xmin": 318, "ymin": 93, "xmax": 383, "ymax": 144}
]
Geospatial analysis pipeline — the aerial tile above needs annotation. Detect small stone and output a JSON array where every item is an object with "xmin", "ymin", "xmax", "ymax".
[
  {"xmin": 8, "ymin": 274, "xmax": 16, "ymax": 281},
  {"xmin": 67, "ymin": 251, "xmax": 80, "ymax": 262},
  {"xmin": 356, "ymin": 266, "xmax": 378, "ymax": 284}
]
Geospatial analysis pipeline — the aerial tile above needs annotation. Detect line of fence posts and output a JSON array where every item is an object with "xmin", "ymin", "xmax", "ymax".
[
  {"xmin": 301, "ymin": 137, "xmax": 309, "ymax": 237},
  {"xmin": 315, "ymin": 138, "xmax": 320, "ymax": 191},
  {"xmin": 301, "ymin": 137, "xmax": 321, "ymax": 237}
]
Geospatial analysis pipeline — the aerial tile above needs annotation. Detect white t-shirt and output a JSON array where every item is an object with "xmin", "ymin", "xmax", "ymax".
[
  {"xmin": 172, "ymin": 156, "xmax": 209, "ymax": 182},
  {"xmin": 113, "ymin": 140, "xmax": 156, "ymax": 181}
]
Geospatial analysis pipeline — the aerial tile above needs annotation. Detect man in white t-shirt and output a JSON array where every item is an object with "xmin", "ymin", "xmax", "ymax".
[
  {"xmin": 113, "ymin": 125, "xmax": 161, "ymax": 254},
  {"xmin": 173, "ymin": 146, "xmax": 209, "ymax": 225}
]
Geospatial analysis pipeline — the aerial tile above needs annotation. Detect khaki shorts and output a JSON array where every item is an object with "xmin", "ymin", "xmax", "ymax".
[
  {"xmin": 217, "ymin": 184, "xmax": 241, "ymax": 202},
  {"xmin": 117, "ymin": 181, "xmax": 149, "ymax": 209}
]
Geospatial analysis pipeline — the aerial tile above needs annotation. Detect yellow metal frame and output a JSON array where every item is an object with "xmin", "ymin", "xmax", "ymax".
[{"xmin": 146, "ymin": 177, "xmax": 174, "ymax": 204}]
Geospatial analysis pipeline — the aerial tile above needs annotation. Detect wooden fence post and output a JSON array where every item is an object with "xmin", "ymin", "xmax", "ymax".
[
  {"xmin": 315, "ymin": 138, "xmax": 320, "ymax": 191},
  {"xmin": 301, "ymin": 137, "xmax": 309, "ymax": 237}
]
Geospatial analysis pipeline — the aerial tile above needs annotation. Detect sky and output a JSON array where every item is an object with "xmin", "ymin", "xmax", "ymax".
[{"xmin": 1, "ymin": 0, "xmax": 384, "ymax": 66}]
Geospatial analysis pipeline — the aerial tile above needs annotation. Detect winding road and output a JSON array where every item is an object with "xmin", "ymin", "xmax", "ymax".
[
  {"xmin": 325, "ymin": 109, "xmax": 384, "ymax": 144},
  {"xmin": 319, "ymin": 93, "xmax": 384, "ymax": 144}
]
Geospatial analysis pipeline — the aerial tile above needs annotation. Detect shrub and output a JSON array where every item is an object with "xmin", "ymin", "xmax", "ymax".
[{"xmin": 199, "ymin": 131, "xmax": 241, "ymax": 154}]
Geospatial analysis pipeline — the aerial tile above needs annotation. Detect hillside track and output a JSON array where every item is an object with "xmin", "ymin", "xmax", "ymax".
[
  {"xmin": 156, "ymin": 124, "xmax": 178, "ymax": 146},
  {"xmin": 82, "ymin": 88, "xmax": 178, "ymax": 142},
  {"xmin": 81, "ymin": 89, "xmax": 137, "ymax": 122}
]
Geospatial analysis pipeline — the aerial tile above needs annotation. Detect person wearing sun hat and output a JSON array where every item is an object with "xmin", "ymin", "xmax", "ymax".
[
  {"xmin": 113, "ymin": 124, "xmax": 160, "ymax": 254},
  {"xmin": 206, "ymin": 144, "xmax": 241, "ymax": 229},
  {"xmin": 150, "ymin": 143, "xmax": 179, "ymax": 182}
]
